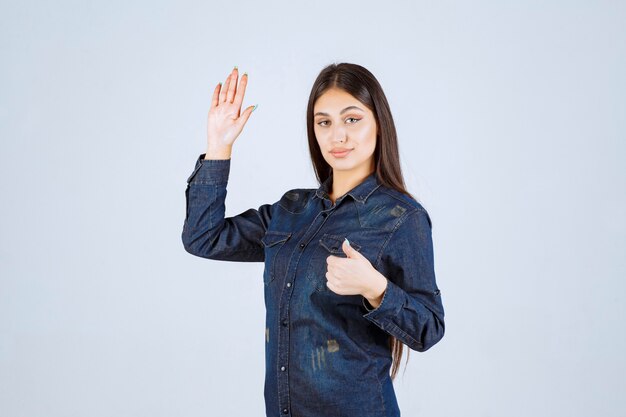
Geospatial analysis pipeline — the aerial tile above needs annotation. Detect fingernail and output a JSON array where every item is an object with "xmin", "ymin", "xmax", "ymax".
[
  {"xmin": 234, "ymin": 65, "xmax": 238, "ymax": 70},
  {"xmin": 243, "ymin": 72, "xmax": 248, "ymax": 76},
  {"xmin": 218, "ymin": 81, "xmax": 222, "ymax": 85},
  {"xmin": 252, "ymin": 104, "xmax": 258, "ymax": 112},
  {"xmin": 344, "ymin": 238, "xmax": 350, "ymax": 245}
]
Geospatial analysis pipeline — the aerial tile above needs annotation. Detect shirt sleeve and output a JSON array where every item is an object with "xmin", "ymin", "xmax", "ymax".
[
  {"xmin": 361, "ymin": 208, "xmax": 445, "ymax": 352},
  {"xmin": 181, "ymin": 153, "xmax": 275, "ymax": 262}
]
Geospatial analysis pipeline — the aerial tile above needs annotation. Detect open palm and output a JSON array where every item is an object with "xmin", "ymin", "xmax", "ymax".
[{"xmin": 207, "ymin": 67, "xmax": 256, "ymax": 151}]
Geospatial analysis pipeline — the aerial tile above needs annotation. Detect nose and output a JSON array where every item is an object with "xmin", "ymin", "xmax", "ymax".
[{"xmin": 331, "ymin": 125, "xmax": 346, "ymax": 143}]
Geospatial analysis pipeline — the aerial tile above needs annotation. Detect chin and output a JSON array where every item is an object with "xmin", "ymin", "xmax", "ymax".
[{"xmin": 331, "ymin": 164, "xmax": 358, "ymax": 172}]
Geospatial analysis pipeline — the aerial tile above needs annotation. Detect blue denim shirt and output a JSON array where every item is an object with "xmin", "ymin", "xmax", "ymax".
[{"xmin": 182, "ymin": 154, "xmax": 445, "ymax": 417}]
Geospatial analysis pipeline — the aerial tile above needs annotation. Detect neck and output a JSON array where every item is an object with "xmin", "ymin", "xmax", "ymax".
[{"xmin": 328, "ymin": 166, "xmax": 374, "ymax": 203}]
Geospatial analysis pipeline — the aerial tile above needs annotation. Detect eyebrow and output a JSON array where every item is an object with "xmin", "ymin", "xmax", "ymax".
[{"xmin": 314, "ymin": 105, "xmax": 365, "ymax": 117}]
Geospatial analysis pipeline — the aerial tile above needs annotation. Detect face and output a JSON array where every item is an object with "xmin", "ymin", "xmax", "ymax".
[{"xmin": 313, "ymin": 87, "xmax": 377, "ymax": 176}]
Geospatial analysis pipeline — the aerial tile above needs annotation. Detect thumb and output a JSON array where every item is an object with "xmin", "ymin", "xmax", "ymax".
[
  {"xmin": 237, "ymin": 104, "xmax": 257, "ymax": 127},
  {"xmin": 342, "ymin": 238, "xmax": 362, "ymax": 259}
]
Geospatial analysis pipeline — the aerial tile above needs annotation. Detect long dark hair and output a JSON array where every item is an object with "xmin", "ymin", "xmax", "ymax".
[{"xmin": 306, "ymin": 62, "xmax": 416, "ymax": 381}]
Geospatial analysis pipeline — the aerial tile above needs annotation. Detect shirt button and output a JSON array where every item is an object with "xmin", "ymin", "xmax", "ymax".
[
  {"xmin": 321, "ymin": 212, "xmax": 327, "ymax": 217},
  {"xmin": 281, "ymin": 366, "xmax": 286, "ymax": 371},
  {"xmin": 282, "ymin": 319, "xmax": 288, "ymax": 326},
  {"xmin": 286, "ymin": 282, "xmax": 291, "ymax": 287},
  {"xmin": 282, "ymin": 408, "xmax": 289, "ymax": 414},
  {"xmin": 299, "ymin": 243, "xmax": 305, "ymax": 249}
]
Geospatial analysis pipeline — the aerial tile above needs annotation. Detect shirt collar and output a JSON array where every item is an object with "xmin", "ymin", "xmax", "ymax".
[{"xmin": 314, "ymin": 171, "xmax": 381, "ymax": 204}]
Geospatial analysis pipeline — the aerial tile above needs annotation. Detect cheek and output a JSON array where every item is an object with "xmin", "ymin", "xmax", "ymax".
[
  {"xmin": 356, "ymin": 123, "xmax": 377, "ymax": 148},
  {"xmin": 314, "ymin": 126, "xmax": 328, "ymax": 142}
]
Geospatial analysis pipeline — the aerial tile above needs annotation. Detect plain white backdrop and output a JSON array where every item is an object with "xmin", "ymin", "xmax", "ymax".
[{"xmin": 1, "ymin": 1, "xmax": 625, "ymax": 416}]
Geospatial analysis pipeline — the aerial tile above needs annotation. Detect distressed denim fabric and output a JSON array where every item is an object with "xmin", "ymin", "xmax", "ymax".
[{"xmin": 182, "ymin": 154, "xmax": 445, "ymax": 417}]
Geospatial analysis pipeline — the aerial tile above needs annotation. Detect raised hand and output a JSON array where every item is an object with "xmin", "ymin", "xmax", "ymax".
[{"xmin": 205, "ymin": 66, "xmax": 257, "ymax": 159}]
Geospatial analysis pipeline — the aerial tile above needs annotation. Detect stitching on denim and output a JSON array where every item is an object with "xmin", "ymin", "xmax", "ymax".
[
  {"xmin": 263, "ymin": 233, "xmax": 291, "ymax": 285},
  {"xmin": 319, "ymin": 233, "xmax": 362, "ymax": 253},
  {"xmin": 352, "ymin": 183, "xmax": 382, "ymax": 204},
  {"xmin": 386, "ymin": 321, "xmax": 423, "ymax": 350},
  {"xmin": 373, "ymin": 207, "xmax": 420, "ymax": 270},
  {"xmin": 363, "ymin": 278, "xmax": 391, "ymax": 317},
  {"xmin": 208, "ymin": 184, "xmax": 214, "ymax": 230},
  {"xmin": 353, "ymin": 199, "xmax": 365, "ymax": 228},
  {"xmin": 378, "ymin": 279, "xmax": 391, "ymax": 307},
  {"xmin": 374, "ymin": 369, "xmax": 387, "ymax": 415},
  {"xmin": 190, "ymin": 179, "xmax": 228, "ymax": 186},
  {"xmin": 277, "ymin": 189, "xmax": 314, "ymax": 214},
  {"xmin": 378, "ymin": 187, "xmax": 428, "ymax": 213},
  {"xmin": 253, "ymin": 207, "xmax": 270, "ymax": 236}
]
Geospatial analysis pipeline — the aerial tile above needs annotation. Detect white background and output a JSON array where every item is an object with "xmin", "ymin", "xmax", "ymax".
[{"xmin": 1, "ymin": 0, "xmax": 625, "ymax": 416}]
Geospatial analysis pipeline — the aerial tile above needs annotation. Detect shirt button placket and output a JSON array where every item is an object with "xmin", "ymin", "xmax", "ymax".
[
  {"xmin": 277, "ymin": 207, "xmax": 330, "ymax": 416},
  {"xmin": 278, "ymin": 244, "xmax": 297, "ymax": 416}
]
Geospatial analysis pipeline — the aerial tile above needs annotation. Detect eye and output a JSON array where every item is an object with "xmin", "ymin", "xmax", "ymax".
[{"xmin": 316, "ymin": 117, "xmax": 361, "ymax": 126}]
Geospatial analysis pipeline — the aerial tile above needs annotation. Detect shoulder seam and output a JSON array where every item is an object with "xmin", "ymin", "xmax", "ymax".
[
  {"xmin": 377, "ymin": 187, "xmax": 426, "ymax": 213},
  {"xmin": 277, "ymin": 188, "xmax": 314, "ymax": 214},
  {"xmin": 374, "ymin": 208, "xmax": 423, "ymax": 269}
]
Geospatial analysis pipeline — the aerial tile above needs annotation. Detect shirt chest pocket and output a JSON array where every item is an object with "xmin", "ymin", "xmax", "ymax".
[
  {"xmin": 261, "ymin": 231, "xmax": 293, "ymax": 286},
  {"xmin": 306, "ymin": 233, "xmax": 364, "ymax": 292}
]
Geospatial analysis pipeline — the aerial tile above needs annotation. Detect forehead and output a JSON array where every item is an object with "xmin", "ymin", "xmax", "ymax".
[{"xmin": 313, "ymin": 88, "xmax": 364, "ymax": 112}]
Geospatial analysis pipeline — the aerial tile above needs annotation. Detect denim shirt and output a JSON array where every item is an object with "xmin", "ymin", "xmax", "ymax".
[{"xmin": 182, "ymin": 154, "xmax": 445, "ymax": 417}]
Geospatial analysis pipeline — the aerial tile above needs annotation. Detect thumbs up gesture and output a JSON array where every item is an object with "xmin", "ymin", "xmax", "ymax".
[{"xmin": 326, "ymin": 238, "xmax": 388, "ymax": 308}]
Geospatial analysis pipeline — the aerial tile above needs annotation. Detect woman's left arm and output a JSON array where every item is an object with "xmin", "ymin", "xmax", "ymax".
[{"xmin": 362, "ymin": 208, "xmax": 445, "ymax": 352}]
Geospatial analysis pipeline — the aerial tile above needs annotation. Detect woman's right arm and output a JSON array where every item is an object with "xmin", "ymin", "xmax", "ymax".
[
  {"xmin": 181, "ymin": 66, "xmax": 263, "ymax": 261},
  {"xmin": 181, "ymin": 152, "xmax": 274, "ymax": 262}
]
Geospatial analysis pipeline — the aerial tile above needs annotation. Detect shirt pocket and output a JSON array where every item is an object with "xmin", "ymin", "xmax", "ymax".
[
  {"xmin": 261, "ymin": 230, "xmax": 293, "ymax": 286},
  {"xmin": 307, "ymin": 233, "xmax": 362, "ymax": 292}
]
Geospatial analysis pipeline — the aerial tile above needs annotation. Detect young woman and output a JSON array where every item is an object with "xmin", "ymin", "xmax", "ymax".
[{"xmin": 182, "ymin": 62, "xmax": 445, "ymax": 417}]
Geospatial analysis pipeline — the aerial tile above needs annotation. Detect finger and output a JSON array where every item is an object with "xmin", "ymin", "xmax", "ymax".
[
  {"xmin": 220, "ymin": 71, "xmax": 232, "ymax": 103},
  {"xmin": 236, "ymin": 104, "xmax": 256, "ymax": 128},
  {"xmin": 227, "ymin": 68, "xmax": 238, "ymax": 103},
  {"xmin": 326, "ymin": 279, "xmax": 337, "ymax": 293},
  {"xmin": 233, "ymin": 72, "xmax": 248, "ymax": 109},
  {"xmin": 211, "ymin": 82, "xmax": 221, "ymax": 108},
  {"xmin": 325, "ymin": 269, "xmax": 340, "ymax": 283},
  {"xmin": 342, "ymin": 238, "xmax": 361, "ymax": 259}
]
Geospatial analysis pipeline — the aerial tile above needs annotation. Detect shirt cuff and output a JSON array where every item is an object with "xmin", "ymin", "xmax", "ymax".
[
  {"xmin": 362, "ymin": 278, "xmax": 402, "ymax": 321},
  {"xmin": 186, "ymin": 153, "xmax": 231, "ymax": 185}
]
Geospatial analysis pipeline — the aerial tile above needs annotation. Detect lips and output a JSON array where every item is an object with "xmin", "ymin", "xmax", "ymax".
[{"xmin": 330, "ymin": 148, "xmax": 353, "ymax": 157}]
